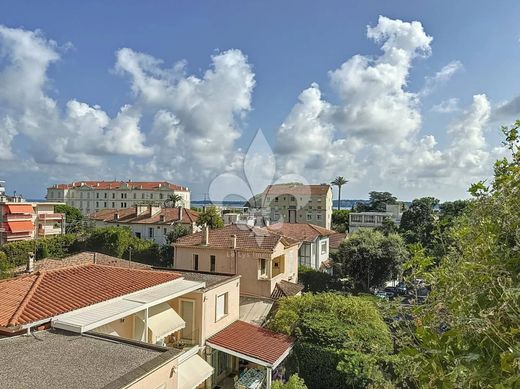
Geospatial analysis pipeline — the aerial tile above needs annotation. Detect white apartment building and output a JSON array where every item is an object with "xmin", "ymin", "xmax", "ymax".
[
  {"xmin": 47, "ymin": 181, "xmax": 190, "ymax": 215},
  {"xmin": 251, "ymin": 184, "xmax": 333, "ymax": 229},
  {"xmin": 349, "ymin": 204, "xmax": 403, "ymax": 233}
]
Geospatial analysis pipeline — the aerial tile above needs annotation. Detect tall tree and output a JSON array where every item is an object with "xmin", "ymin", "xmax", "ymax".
[
  {"xmin": 399, "ymin": 196, "xmax": 439, "ymax": 249},
  {"xmin": 164, "ymin": 193, "xmax": 183, "ymax": 208},
  {"xmin": 336, "ymin": 229, "xmax": 408, "ymax": 292},
  {"xmin": 331, "ymin": 209, "xmax": 350, "ymax": 232},
  {"xmin": 331, "ymin": 176, "xmax": 348, "ymax": 210},
  {"xmin": 165, "ymin": 224, "xmax": 191, "ymax": 244},
  {"xmin": 195, "ymin": 206, "xmax": 224, "ymax": 229},
  {"xmin": 354, "ymin": 191, "xmax": 397, "ymax": 212},
  {"xmin": 55, "ymin": 204, "xmax": 84, "ymax": 233}
]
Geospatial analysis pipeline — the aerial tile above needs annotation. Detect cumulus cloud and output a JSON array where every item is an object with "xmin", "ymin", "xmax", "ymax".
[
  {"xmin": 491, "ymin": 95, "xmax": 520, "ymax": 121},
  {"xmin": 421, "ymin": 60, "xmax": 463, "ymax": 96},
  {"xmin": 431, "ymin": 98, "xmax": 460, "ymax": 113}
]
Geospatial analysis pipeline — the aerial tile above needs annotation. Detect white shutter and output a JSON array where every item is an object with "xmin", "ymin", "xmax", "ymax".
[{"xmin": 216, "ymin": 294, "xmax": 226, "ymax": 320}]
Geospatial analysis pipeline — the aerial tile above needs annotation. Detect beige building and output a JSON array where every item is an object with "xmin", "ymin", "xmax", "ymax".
[
  {"xmin": 89, "ymin": 205, "xmax": 200, "ymax": 245},
  {"xmin": 250, "ymin": 183, "xmax": 333, "ymax": 229},
  {"xmin": 47, "ymin": 180, "xmax": 190, "ymax": 215},
  {"xmin": 173, "ymin": 224, "xmax": 301, "ymax": 299}
]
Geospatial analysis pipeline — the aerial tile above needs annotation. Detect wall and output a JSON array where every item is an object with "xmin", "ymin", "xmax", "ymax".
[{"xmin": 127, "ymin": 356, "xmax": 178, "ymax": 389}]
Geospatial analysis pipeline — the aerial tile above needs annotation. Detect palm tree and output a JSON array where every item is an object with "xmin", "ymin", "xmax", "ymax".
[
  {"xmin": 165, "ymin": 193, "xmax": 184, "ymax": 208},
  {"xmin": 331, "ymin": 176, "xmax": 348, "ymax": 210}
]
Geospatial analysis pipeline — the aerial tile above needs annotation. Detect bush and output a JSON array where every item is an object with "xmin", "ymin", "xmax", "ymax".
[
  {"xmin": 84, "ymin": 227, "xmax": 134, "ymax": 257},
  {"xmin": 272, "ymin": 373, "xmax": 308, "ymax": 389},
  {"xmin": 0, "ymin": 251, "xmax": 13, "ymax": 279},
  {"xmin": 298, "ymin": 265, "xmax": 345, "ymax": 292}
]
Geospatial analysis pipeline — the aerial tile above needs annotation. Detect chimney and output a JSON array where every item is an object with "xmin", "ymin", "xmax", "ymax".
[
  {"xmin": 202, "ymin": 225, "xmax": 209, "ymax": 245},
  {"xmin": 114, "ymin": 212, "xmax": 119, "ymax": 220},
  {"xmin": 231, "ymin": 234, "xmax": 237, "ymax": 249},
  {"xmin": 27, "ymin": 252, "xmax": 35, "ymax": 273},
  {"xmin": 160, "ymin": 214, "xmax": 165, "ymax": 222},
  {"xmin": 178, "ymin": 206, "xmax": 183, "ymax": 221}
]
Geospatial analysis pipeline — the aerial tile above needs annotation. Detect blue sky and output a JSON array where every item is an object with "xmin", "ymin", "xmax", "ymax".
[{"xmin": 0, "ymin": 1, "xmax": 519, "ymax": 201}]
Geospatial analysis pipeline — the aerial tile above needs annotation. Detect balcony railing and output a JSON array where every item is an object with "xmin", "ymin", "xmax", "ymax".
[
  {"xmin": 5, "ymin": 214, "xmax": 32, "ymax": 220},
  {"xmin": 37, "ymin": 213, "xmax": 65, "ymax": 220}
]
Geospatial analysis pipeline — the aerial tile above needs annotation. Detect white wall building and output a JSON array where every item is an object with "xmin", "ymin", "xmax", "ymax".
[
  {"xmin": 349, "ymin": 204, "xmax": 403, "ymax": 233},
  {"xmin": 47, "ymin": 181, "xmax": 190, "ymax": 215}
]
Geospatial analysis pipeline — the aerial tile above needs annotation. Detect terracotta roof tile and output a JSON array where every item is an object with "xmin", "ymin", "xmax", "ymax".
[
  {"xmin": 0, "ymin": 264, "xmax": 181, "ymax": 327},
  {"xmin": 49, "ymin": 181, "xmax": 188, "ymax": 192},
  {"xmin": 207, "ymin": 320, "xmax": 294, "ymax": 366},
  {"xmin": 270, "ymin": 280, "xmax": 304, "ymax": 299},
  {"xmin": 266, "ymin": 223, "xmax": 335, "ymax": 242},
  {"xmin": 329, "ymin": 232, "xmax": 348, "ymax": 249},
  {"xmin": 174, "ymin": 224, "xmax": 298, "ymax": 252},
  {"xmin": 90, "ymin": 207, "xmax": 198, "ymax": 225}
]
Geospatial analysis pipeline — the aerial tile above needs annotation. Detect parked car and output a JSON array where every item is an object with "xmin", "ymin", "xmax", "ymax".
[{"xmin": 396, "ymin": 282, "xmax": 407, "ymax": 295}]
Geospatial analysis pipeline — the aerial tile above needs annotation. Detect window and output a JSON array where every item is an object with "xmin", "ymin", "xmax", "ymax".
[
  {"xmin": 216, "ymin": 293, "xmax": 228, "ymax": 321},
  {"xmin": 150, "ymin": 194, "xmax": 154, "ymax": 199},
  {"xmin": 149, "ymin": 227, "xmax": 154, "ymax": 238},
  {"xmin": 299, "ymin": 244, "xmax": 311, "ymax": 267},
  {"xmin": 159, "ymin": 194, "xmax": 163, "ymax": 199},
  {"xmin": 96, "ymin": 193, "xmax": 99, "ymax": 199},
  {"xmin": 193, "ymin": 254, "xmax": 199, "ymax": 270},
  {"xmin": 112, "ymin": 193, "xmax": 115, "ymax": 199},
  {"xmin": 121, "ymin": 202, "xmax": 126, "ymax": 208},
  {"xmin": 133, "ymin": 193, "xmax": 136, "ymax": 199},
  {"xmin": 307, "ymin": 214, "xmax": 312, "ymax": 221},
  {"xmin": 163, "ymin": 228, "xmax": 167, "ymax": 235},
  {"xmin": 96, "ymin": 201, "xmax": 99, "ymax": 208},
  {"xmin": 112, "ymin": 202, "xmax": 115, "ymax": 207},
  {"xmin": 260, "ymin": 258, "xmax": 267, "ymax": 276},
  {"xmin": 104, "ymin": 202, "xmax": 107, "ymax": 207},
  {"xmin": 316, "ymin": 214, "xmax": 322, "ymax": 220},
  {"xmin": 104, "ymin": 192, "xmax": 107, "ymax": 199},
  {"xmin": 142, "ymin": 193, "xmax": 145, "ymax": 199},
  {"xmin": 121, "ymin": 193, "xmax": 124, "ymax": 199},
  {"xmin": 321, "ymin": 240, "xmax": 327, "ymax": 255},
  {"xmin": 210, "ymin": 255, "xmax": 216, "ymax": 272}
]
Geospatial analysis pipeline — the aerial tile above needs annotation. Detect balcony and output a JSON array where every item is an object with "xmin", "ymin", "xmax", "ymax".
[
  {"xmin": 38, "ymin": 226, "xmax": 62, "ymax": 236},
  {"xmin": 5, "ymin": 213, "xmax": 32, "ymax": 221},
  {"xmin": 37, "ymin": 213, "xmax": 65, "ymax": 221}
]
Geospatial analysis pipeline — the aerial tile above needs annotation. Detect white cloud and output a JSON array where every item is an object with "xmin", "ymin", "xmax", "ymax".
[
  {"xmin": 421, "ymin": 60, "xmax": 463, "ymax": 96},
  {"xmin": 431, "ymin": 98, "xmax": 460, "ymax": 113}
]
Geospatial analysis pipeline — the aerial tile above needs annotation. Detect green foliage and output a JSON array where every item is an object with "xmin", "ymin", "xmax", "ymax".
[
  {"xmin": 298, "ymin": 265, "xmax": 345, "ymax": 292},
  {"xmin": 272, "ymin": 374, "xmax": 307, "ymax": 389},
  {"xmin": 164, "ymin": 194, "xmax": 183, "ymax": 208},
  {"xmin": 196, "ymin": 206, "xmax": 224, "ymax": 229},
  {"xmin": 375, "ymin": 217, "xmax": 398, "ymax": 236},
  {"xmin": 399, "ymin": 196, "xmax": 439, "ymax": 252},
  {"xmin": 355, "ymin": 191, "xmax": 397, "ymax": 212},
  {"xmin": 397, "ymin": 121, "xmax": 520, "ymax": 387},
  {"xmin": 336, "ymin": 229, "xmax": 408, "ymax": 292},
  {"xmin": 166, "ymin": 224, "xmax": 191, "ymax": 244},
  {"xmin": 84, "ymin": 226, "xmax": 134, "ymax": 257},
  {"xmin": 55, "ymin": 204, "xmax": 84, "ymax": 233},
  {"xmin": 0, "ymin": 251, "xmax": 13, "ymax": 279},
  {"xmin": 331, "ymin": 209, "xmax": 349, "ymax": 232},
  {"xmin": 331, "ymin": 176, "xmax": 348, "ymax": 210},
  {"xmin": 269, "ymin": 293, "xmax": 394, "ymax": 388}
]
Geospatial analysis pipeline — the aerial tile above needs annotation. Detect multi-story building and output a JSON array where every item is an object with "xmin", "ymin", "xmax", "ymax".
[
  {"xmin": 0, "ymin": 201, "xmax": 65, "ymax": 245},
  {"xmin": 173, "ymin": 224, "xmax": 302, "ymax": 299},
  {"xmin": 348, "ymin": 204, "xmax": 403, "ymax": 233},
  {"xmin": 89, "ymin": 205, "xmax": 200, "ymax": 245},
  {"xmin": 250, "ymin": 183, "xmax": 333, "ymax": 229},
  {"xmin": 47, "ymin": 180, "xmax": 190, "ymax": 215}
]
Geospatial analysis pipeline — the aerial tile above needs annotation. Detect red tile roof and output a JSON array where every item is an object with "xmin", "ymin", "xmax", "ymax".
[
  {"xmin": 264, "ymin": 184, "xmax": 331, "ymax": 196},
  {"xmin": 207, "ymin": 320, "xmax": 294, "ymax": 366},
  {"xmin": 49, "ymin": 181, "xmax": 188, "ymax": 192},
  {"xmin": 90, "ymin": 206, "xmax": 199, "ymax": 225},
  {"xmin": 174, "ymin": 224, "xmax": 299, "ymax": 252},
  {"xmin": 266, "ymin": 223, "xmax": 335, "ymax": 242},
  {"xmin": 329, "ymin": 232, "xmax": 348, "ymax": 250},
  {"xmin": 0, "ymin": 264, "xmax": 181, "ymax": 328}
]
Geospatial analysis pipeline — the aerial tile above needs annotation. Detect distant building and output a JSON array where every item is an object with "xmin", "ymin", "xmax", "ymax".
[
  {"xmin": 349, "ymin": 204, "xmax": 403, "ymax": 233},
  {"xmin": 0, "ymin": 201, "xmax": 65, "ymax": 245},
  {"xmin": 249, "ymin": 183, "xmax": 333, "ymax": 229},
  {"xmin": 47, "ymin": 180, "xmax": 190, "ymax": 215},
  {"xmin": 89, "ymin": 205, "xmax": 200, "ymax": 245}
]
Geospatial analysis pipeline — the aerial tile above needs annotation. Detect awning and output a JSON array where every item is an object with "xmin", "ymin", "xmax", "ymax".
[
  {"xmin": 6, "ymin": 204, "xmax": 34, "ymax": 214},
  {"xmin": 178, "ymin": 354, "xmax": 213, "ymax": 389},
  {"xmin": 147, "ymin": 302, "xmax": 185, "ymax": 340},
  {"xmin": 92, "ymin": 323, "xmax": 118, "ymax": 336},
  {"xmin": 7, "ymin": 221, "xmax": 34, "ymax": 233}
]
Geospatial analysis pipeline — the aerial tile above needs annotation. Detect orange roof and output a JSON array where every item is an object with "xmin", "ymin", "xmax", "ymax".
[
  {"xmin": 174, "ymin": 224, "xmax": 299, "ymax": 252},
  {"xmin": 207, "ymin": 320, "xmax": 294, "ymax": 366},
  {"xmin": 266, "ymin": 223, "xmax": 335, "ymax": 242},
  {"xmin": 49, "ymin": 181, "xmax": 188, "ymax": 192},
  {"xmin": 264, "ymin": 184, "xmax": 331, "ymax": 196},
  {"xmin": 90, "ymin": 206, "xmax": 199, "ymax": 225},
  {"xmin": 0, "ymin": 264, "xmax": 181, "ymax": 328},
  {"xmin": 6, "ymin": 204, "xmax": 34, "ymax": 214},
  {"xmin": 7, "ymin": 221, "xmax": 34, "ymax": 233},
  {"xmin": 329, "ymin": 232, "xmax": 348, "ymax": 249}
]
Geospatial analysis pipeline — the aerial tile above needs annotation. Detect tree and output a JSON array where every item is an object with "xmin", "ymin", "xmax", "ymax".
[
  {"xmin": 55, "ymin": 204, "xmax": 84, "ymax": 233},
  {"xmin": 0, "ymin": 251, "xmax": 13, "ymax": 279},
  {"xmin": 354, "ymin": 191, "xmax": 397, "ymax": 212},
  {"xmin": 331, "ymin": 209, "xmax": 349, "ymax": 232},
  {"xmin": 399, "ymin": 197, "xmax": 439, "ymax": 249},
  {"xmin": 272, "ymin": 375, "xmax": 308, "ymax": 389},
  {"xmin": 336, "ymin": 229, "xmax": 407, "ymax": 292},
  {"xmin": 196, "ymin": 206, "xmax": 224, "ymax": 229},
  {"xmin": 375, "ymin": 217, "xmax": 398, "ymax": 236},
  {"xmin": 166, "ymin": 224, "xmax": 191, "ymax": 244},
  {"xmin": 164, "ymin": 193, "xmax": 183, "ymax": 208},
  {"xmin": 331, "ymin": 176, "xmax": 348, "ymax": 210},
  {"xmin": 397, "ymin": 122, "xmax": 520, "ymax": 387},
  {"xmin": 438, "ymin": 199, "xmax": 470, "ymax": 232}
]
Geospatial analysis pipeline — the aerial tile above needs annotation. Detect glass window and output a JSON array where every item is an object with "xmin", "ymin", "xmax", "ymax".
[
  {"xmin": 321, "ymin": 241, "xmax": 327, "ymax": 255},
  {"xmin": 307, "ymin": 214, "xmax": 312, "ymax": 221},
  {"xmin": 193, "ymin": 254, "xmax": 199, "ymax": 270},
  {"xmin": 299, "ymin": 244, "xmax": 312, "ymax": 267},
  {"xmin": 216, "ymin": 293, "xmax": 228, "ymax": 321},
  {"xmin": 149, "ymin": 227, "xmax": 154, "ymax": 238},
  {"xmin": 210, "ymin": 255, "xmax": 216, "ymax": 272},
  {"xmin": 260, "ymin": 258, "xmax": 267, "ymax": 276}
]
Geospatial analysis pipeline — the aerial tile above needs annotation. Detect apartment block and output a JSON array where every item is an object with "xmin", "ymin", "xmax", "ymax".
[
  {"xmin": 349, "ymin": 204, "xmax": 403, "ymax": 233},
  {"xmin": 47, "ymin": 180, "xmax": 190, "ymax": 215}
]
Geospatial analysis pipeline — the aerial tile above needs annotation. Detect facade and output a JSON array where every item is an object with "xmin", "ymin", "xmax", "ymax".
[
  {"xmin": 173, "ymin": 224, "xmax": 301, "ymax": 299},
  {"xmin": 90, "ymin": 205, "xmax": 200, "ymax": 245},
  {"xmin": 47, "ymin": 180, "xmax": 190, "ymax": 215},
  {"xmin": 266, "ymin": 223, "xmax": 336, "ymax": 273},
  {"xmin": 348, "ymin": 204, "xmax": 403, "ymax": 233},
  {"xmin": 0, "ymin": 201, "xmax": 65, "ymax": 245},
  {"xmin": 251, "ymin": 183, "xmax": 333, "ymax": 229},
  {"xmin": 0, "ymin": 254, "xmax": 294, "ymax": 389}
]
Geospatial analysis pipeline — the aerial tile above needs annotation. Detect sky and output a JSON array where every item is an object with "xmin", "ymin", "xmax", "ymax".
[{"xmin": 0, "ymin": 1, "xmax": 519, "ymax": 202}]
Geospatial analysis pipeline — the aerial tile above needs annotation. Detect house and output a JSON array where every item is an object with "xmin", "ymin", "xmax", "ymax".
[
  {"xmin": 0, "ymin": 201, "xmax": 65, "ymax": 245},
  {"xmin": 348, "ymin": 204, "xmax": 403, "ymax": 233},
  {"xmin": 89, "ymin": 205, "xmax": 200, "ymax": 244},
  {"xmin": 0, "ymin": 255, "xmax": 294, "ymax": 389},
  {"xmin": 249, "ymin": 183, "xmax": 333, "ymax": 229},
  {"xmin": 173, "ymin": 224, "xmax": 301, "ymax": 299},
  {"xmin": 266, "ymin": 223, "xmax": 336, "ymax": 273},
  {"xmin": 47, "ymin": 180, "xmax": 190, "ymax": 215}
]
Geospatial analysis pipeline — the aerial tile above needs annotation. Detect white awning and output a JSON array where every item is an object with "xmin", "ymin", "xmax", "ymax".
[
  {"xmin": 178, "ymin": 354, "xmax": 213, "ymax": 389},
  {"xmin": 147, "ymin": 302, "xmax": 185, "ymax": 340},
  {"xmin": 91, "ymin": 323, "xmax": 118, "ymax": 336}
]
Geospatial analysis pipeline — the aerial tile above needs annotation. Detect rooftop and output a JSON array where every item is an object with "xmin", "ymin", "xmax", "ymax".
[
  {"xmin": 264, "ymin": 183, "xmax": 331, "ymax": 196},
  {"xmin": 90, "ymin": 206, "xmax": 199, "ymax": 224},
  {"xmin": 266, "ymin": 222, "xmax": 336, "ymax": 242},
  {"xmin": 329, "ymin": 232, "xmax": 348, "ymax": 250},
  {"xmin": 170, "ymin": 269, "xmax": 240, "ymax": 291},
  {"xmin": 174, "ymin": 224, "xmax": 299, "ymax": 252},
  {"xmin": 207, "ymin": 320, "xmax": 294, "ymax": 368},
  {"xmin": 49, "ymin": 180, "xmax": 189, "ymax": 192},
  {"xmin": 270, "ymin": 280, "xmax": 304, "ymax": 299},
  {"xmin": 0, "ymin": 264, "xmax": 181, "ymax": 329},
  {"xmin": 0, "ymin": 329, "xmax": 179, "ymax": 389}
]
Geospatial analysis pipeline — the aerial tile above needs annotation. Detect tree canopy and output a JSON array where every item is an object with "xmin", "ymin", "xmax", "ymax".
[
  {"xmin": 331, "ymin": 209, "xmax": 349, "ymax": 232},
  {"xmin": 55, "ymin": 204, "xmax": 85, "ymax": 233},
  {"xmin": 195, "ymin": 206, "xmax": 224, "ymax": 229}
]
